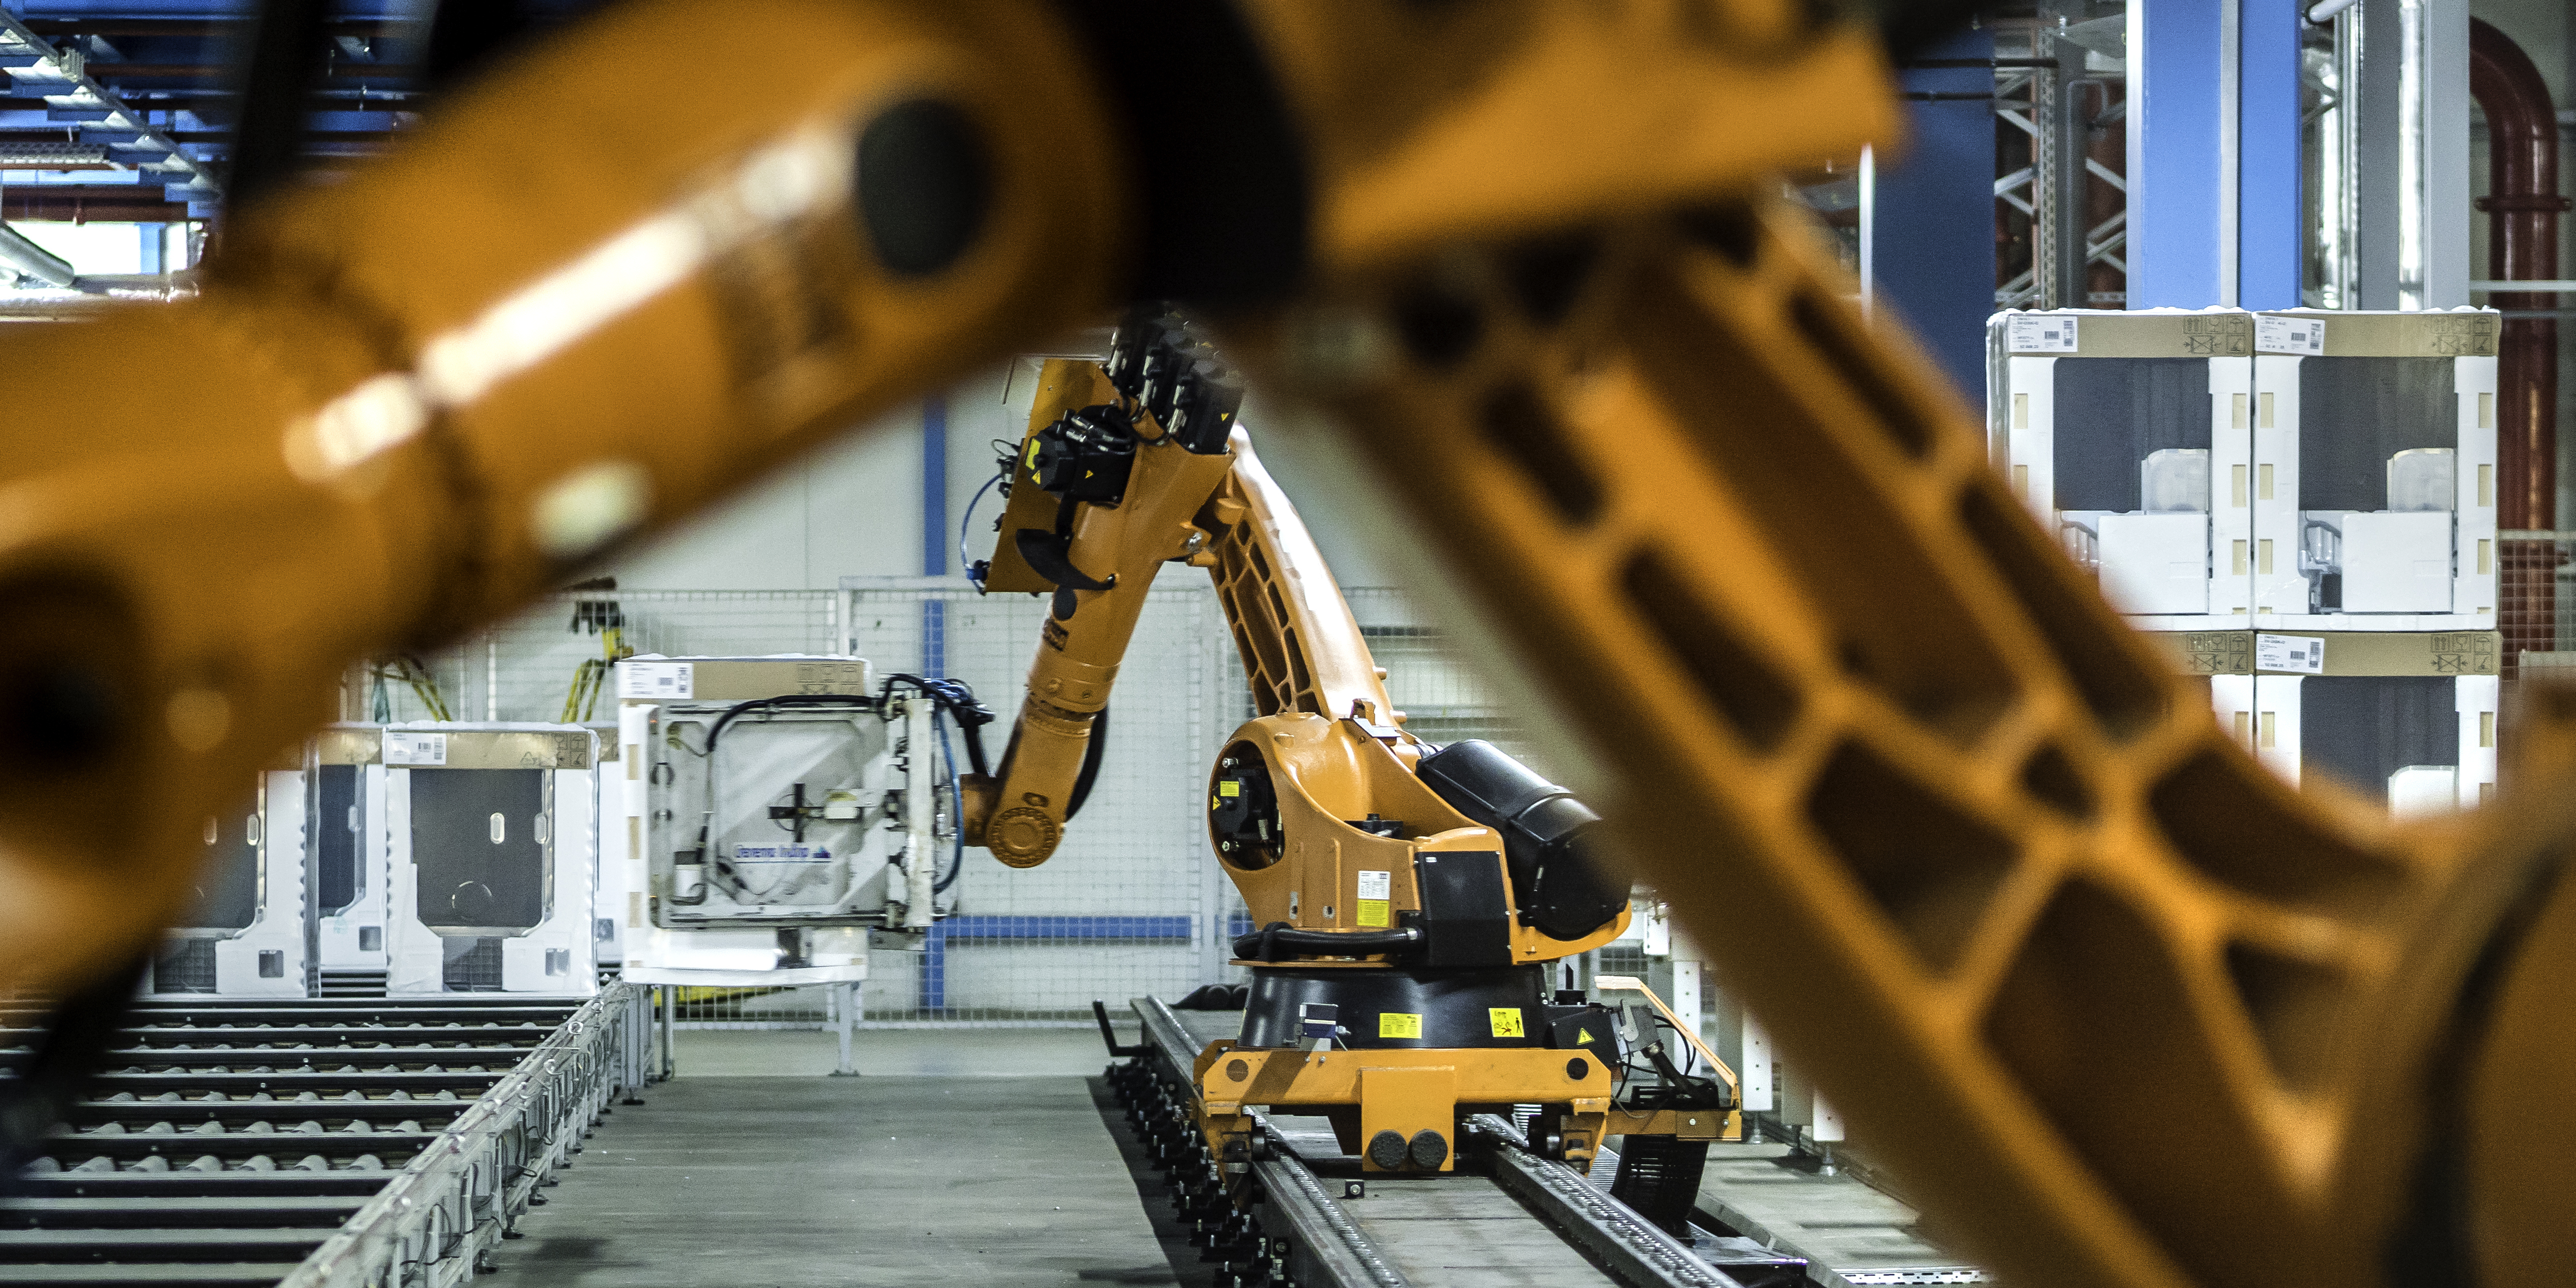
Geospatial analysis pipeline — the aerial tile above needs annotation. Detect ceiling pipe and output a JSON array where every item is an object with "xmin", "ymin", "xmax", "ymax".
[
  {"xmin": 2471, "ymin": 18, "xmax": 2567, "ymax": 672},
  {"xmin": 0, "ymin": 222, "xmax": 77, "ymax": 289}
]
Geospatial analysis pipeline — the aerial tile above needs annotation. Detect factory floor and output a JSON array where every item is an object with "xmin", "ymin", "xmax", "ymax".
[{"xmin": 481, "ymin": 1028, "xmax": 1191, "ymax": 1287}]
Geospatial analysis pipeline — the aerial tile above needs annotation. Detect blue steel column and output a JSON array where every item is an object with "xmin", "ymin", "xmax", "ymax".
[
  {"xmin": 2130, "ymin": 0, "xmax": 2305, "ymax": 309},
  {"xmin": 919, "ymin": 394, "xmax": 948, "ymax": 1013},
  {"xmin": 2238, "ymin": 0, "xmax": 2305, "ymax": 308},
  {"xmin": 1872, "ymin": 27, "xmax": 1997, "ymax": 395}
]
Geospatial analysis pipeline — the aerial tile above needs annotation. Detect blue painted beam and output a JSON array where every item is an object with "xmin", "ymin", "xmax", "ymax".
[
  {"xmin": 2130, "ymin": 0, "xmax": 2304, "ymax": 309},
  {"xmin": 2236, "ymin": 0, "xmax": 2303, "ymax": 309},
  {"xmin": 940, "ymin": 915, "xmax": 1195, "ymax": 942},
  {"xmin": 916, "ymin": 914, "xmax": 1204, "ymax": 1011}
]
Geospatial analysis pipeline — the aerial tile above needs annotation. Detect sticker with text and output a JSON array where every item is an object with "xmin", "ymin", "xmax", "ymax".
[
  {"xmin": 384, "ymin": 731, "xmax": 447, "ymax": 766},
  {"xmin": 1379, "ymin": 1012, "xmax": 1423, "ymax": 1040},
  {"xmin": 1489, "ymin": 1008, "xmax": 1525, "ymax": 1039},
  {"xmin": 618, "ymin": 660, "xmax": 694, "ymax": 700},
  {"xmin": 2255, "ymin": 633, "xmax": 2326, "ymax": 674},
  {"xmin": 731, "ymin": 843, "xmax": 832, "ymax": 863},
  {"xmin": 2256, "ymin": 315, "xmax": 2327, "ymax": 355},
  {"xmin": 2006, "ymin": 314, "xmax": 2079, "ymax": 352}
]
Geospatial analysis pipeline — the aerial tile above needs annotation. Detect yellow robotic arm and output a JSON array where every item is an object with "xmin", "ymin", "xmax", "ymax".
[
  {"xmin": 0, "ymin": 1, "xmax": 2564, "ymax": 1285},
  {"xmin": 967, "ymin": 330, "xmax": 1632, "ymax": 972}
]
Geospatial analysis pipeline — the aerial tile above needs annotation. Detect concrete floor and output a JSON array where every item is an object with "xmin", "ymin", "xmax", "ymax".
[
  {"xmin": 484, "ymin": 1072, "xmax": 1182, "ymax": 1287},
  {"xmin": 668, "ymin": 1027, "xmax": 1117, "ymax": 1078}
]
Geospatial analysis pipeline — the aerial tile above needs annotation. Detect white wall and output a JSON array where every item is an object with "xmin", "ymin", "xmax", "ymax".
[
  {"xmin": 601, "ymin": 359, "xmax": 1036, "ymax": 590},
  {"xmin": 597, "ymin": 357, "xmax": 1412, "ymax": 595}
]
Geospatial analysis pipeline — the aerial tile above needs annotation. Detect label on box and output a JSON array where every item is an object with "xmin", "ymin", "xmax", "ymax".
[
  {"xmin": 618, "ymin": 660, "xmax": 693, "ymax": 699},
  {"xmin": 732, "ymin": 843, "xmax": 832, "ymax": 863},
  {"xmin": 1356, "ymin": 870, "xmax": 1390, "ymax": 900},
  {"xmin": 2257, "ymin": 316, "xmax": 2327, "ymax": 355},
  {"xmin": 2006, "ymin": 315, "xmax": 2079, "ymax": 352},
  {"xmin": 2255, "ymin": 633, "xmax": 2326, "ymax": 674},
  {"xmin": 384, "ymin": 731, "xmax": 447, "ymax": 765}
]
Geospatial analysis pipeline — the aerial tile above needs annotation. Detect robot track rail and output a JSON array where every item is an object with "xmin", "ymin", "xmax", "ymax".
[{"xmin": 1115, "ymin": 997, "xmax": 1767, "ymax": 1288}]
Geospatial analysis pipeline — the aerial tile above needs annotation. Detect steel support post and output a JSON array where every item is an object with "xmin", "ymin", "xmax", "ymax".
[
  {"xmin": 1872, "ymin": 25, "xmax": 1998, "ymax": 392},
  {"xmin": 2130, "ymin": 0, "xmax": 2304, "ymax": 308}
]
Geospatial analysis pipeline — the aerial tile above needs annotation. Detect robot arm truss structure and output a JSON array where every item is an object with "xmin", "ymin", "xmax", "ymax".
[{"xmin": 0, "ymin": 3, "xmax": 2568, "ymax": 1286}]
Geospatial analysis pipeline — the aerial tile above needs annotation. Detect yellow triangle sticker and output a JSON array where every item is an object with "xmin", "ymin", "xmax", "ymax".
[{"xmin": 1576, "ymin": 1030, "xmax": 1594, "ymax": 1045}]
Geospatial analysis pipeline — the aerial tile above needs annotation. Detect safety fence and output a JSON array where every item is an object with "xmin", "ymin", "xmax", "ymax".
[
  {"xmin": 2497, "ymin": 531, "xmax": 2576, "ymax": 684},
  {"xmin": 360, "ymin": 590, "xmax": 839, "ymax": 725}
]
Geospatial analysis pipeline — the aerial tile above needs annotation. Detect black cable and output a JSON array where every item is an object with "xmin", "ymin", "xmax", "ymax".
[
  {"xmin": 879, "ymin": 673, "xmax": 992, "ymax": 778},
  {"xmin": 1064, "ymin": 703, "xmax": 1108, "ymax": 821},
  {"xmin": 701, "ymin": 694, "xmax": 877, "ymax": 758}
]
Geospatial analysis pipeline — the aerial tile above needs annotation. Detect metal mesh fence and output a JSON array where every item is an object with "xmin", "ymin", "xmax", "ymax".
[
  {"xmin": 842, "ymin": 576, "xmax": 1241, "ymax": 1023},
  {"xmin": 1337, "ymin": 588, "xmax": 1554, "ymax": 775},
  {"xmin": 360, "ymin": 591, "xmax": 839, "ymax": 724},
  {"xmin": 2498, "ymin": 532, "xmax": 2576, "ymax": 683}
]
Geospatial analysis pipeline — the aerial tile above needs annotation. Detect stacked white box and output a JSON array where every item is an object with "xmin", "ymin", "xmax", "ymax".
[
  {"xmin": 1995, "ymin": 308, "xmax": 2505, "ymax": 816},
  {"xmin": 620, "ymin": 655, "xmax": 939, "ymax": 990},
  {"xmin": 310, "ymin": 725, "xmax": 389, "ymax": 993},
  {"xmin": 383, "ymin": 724, "xmax": 599, "ymax": 997},
  {"xmin": 150, "ymin": 767, "xmax": 307, "ymax": 998},
  {"xmin": 1990, "ymin": 309, "xmax": 2254, "ymax": 627},
  {"xmin": 588, "ymin": 722, "xmax": 625, "ymax": 972},
  {"xmin": 2250, "ymin": 309, "xmax": 2498, "ymax": 628}
]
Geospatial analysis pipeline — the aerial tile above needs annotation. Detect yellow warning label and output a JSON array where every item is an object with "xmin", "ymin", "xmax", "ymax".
[
  {"xmin": 1575, "ymin": 1028, "xmax": 1595, "ymax": 1045},
  {"xmin": 1380, "ymin": 1012, "xmax": 1423, "ymax": 1040},
  {"xmin": 1488, "ymin": 1008, "xmax": 1525, "ymax": 1039},
  {"xmin": 1356, "ymin": 899, "xmax": 1390, "ymax": 928},
  {"xmin": 1219, "ymin": 781, "xmax": 1240, "ymax": 797}
]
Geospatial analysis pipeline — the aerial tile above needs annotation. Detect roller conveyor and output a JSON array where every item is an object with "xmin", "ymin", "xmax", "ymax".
[{"xmin": 1, "ymin": 988, "xmax": 652, "ymax": 1288}]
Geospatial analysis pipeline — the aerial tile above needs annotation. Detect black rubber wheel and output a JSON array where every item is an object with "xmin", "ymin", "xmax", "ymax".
[
  {"xmin": 1407, "ymin": 1130, "xmax": 1448, "ymax": 1170},
  {"xmin": 1366, "ymin": 1129, "xmax": 1409, "ymax": 1170}
]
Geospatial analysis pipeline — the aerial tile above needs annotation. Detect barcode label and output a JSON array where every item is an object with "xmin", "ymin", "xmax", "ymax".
[
  {"xmin": 619, "ymin": 660, "xmax": 694, "ymax": 699},
  {"xmin": 2256, "ymin": 316, "xmax": 2327, "ymax": 355},
  {"xmin": 384, "ymin": 731, "xmax": 448, "ymax": 765},
  {"xmin": 2255, "ymin": 633, "xmax": 2326, "ymax": 674},
  {"xmin": 2006, "ymin": 315, "xmax": 2079, "ymax": 352}
]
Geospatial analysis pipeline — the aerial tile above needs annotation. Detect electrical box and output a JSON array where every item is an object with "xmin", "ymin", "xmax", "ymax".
[
  {"xmin": 1989, "ymin": 309, "xmax": 2253, "ymax": 627},
  {"xmin": 383, "ymin": 724, "xmax": 598, "ymax": 997},
  {"xmin": 310, "ymin": 725, "xmax": 390, "ymax": 997},
  {"xmin": 2250, "ymin": 309, "xmax": 2498, "ymax": 627},
  {"xmin": 151, "ymin": 762, "xmax": 306, "ymax": 998},
  {"xmin": 620, "ymin": 655, "xmax": 955, "ymax": 988}
]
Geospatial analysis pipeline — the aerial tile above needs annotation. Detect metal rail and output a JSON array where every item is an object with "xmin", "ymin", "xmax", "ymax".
[
  {"xmin": 1247, "ymin": 1129, "xmax": 1413, "ymax": 1288},
  {"xmin": 1122, "ymin": 997, "xmax": 1748, "ymax": 1288},
  {"xmin": 1464, "ymin": 1114, "xmax": 1740, "ymax": 1288}
]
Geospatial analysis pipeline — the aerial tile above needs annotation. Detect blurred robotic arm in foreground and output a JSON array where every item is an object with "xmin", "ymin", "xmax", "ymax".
[{"xmin": 0, "ymin": 2, "xmax": 2568, "ymax": 1286}]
